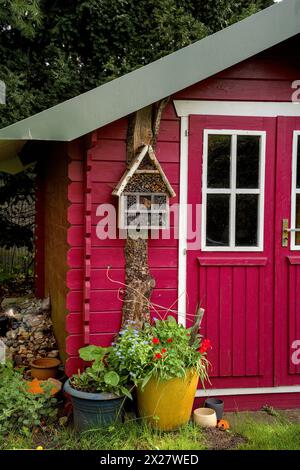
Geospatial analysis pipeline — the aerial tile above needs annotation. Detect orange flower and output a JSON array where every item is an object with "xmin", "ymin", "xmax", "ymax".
[{"xmin": 217, "ymin": 419, "xmax": 230, "ymax": 431}]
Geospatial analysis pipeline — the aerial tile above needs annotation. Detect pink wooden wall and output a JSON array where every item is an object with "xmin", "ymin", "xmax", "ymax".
[
  {"xmin": 65, "ymin": 34, "xmax": 300, "ymax": 378},
  {"xmin": 65, "ymin": 105, "xmax": 180, "ymax": 375}
]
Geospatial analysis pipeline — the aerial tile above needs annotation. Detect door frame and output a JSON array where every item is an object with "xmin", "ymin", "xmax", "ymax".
[{"xmin": 175, "ymin": 100, "xmax": 300, "ymax": 395}]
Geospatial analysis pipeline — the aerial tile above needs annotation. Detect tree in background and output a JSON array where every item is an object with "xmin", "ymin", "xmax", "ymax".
[
  {"xmin": 0, "ymin": 171, "xmax": 35, "ymax": 250},
  {"xmin": 0, "ymin": 0, "xmax": 274, "ymax": 127},
  {"xmin": 183, "ymin": 1, "xmax": 274, "ymax": 32},
  {"xmin": 0, "ymin": 0, "xmax": 274, "ymax": 253}
]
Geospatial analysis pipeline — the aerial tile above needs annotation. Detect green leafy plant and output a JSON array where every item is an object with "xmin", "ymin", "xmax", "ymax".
[
  {"xmin": 0, "ymin": 361, "xmax": 57, "ymax": 436},
  {"xmin": 70, "ymin": 345, "xmax": 132, "ymax": 399},
  {"xmin": 109, "ymin": 316, "xmax": 211, "ymax": 389}
]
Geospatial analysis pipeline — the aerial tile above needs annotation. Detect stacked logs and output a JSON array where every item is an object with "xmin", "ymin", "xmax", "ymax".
[
  {"xmin": 0, "ymin": 297, "xmax": 58, "ymax": 365},
  {"xmin": 126, "ymin": 174, "xmax": 168, "ymax": 193}
]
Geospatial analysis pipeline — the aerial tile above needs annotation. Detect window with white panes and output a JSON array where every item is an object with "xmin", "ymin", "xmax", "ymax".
[{"xmin": 201, "ymin": 130, "xmax": 266, "ymax": 251}]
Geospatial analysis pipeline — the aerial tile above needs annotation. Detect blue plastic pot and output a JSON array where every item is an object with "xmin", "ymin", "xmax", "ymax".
[{"xmin": 64, "ymin": 379, "xmax": 125, "ymax": 432}]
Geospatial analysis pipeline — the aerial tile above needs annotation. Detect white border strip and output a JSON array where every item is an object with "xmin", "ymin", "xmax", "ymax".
[
  {"xmin": 291, "ymin": 131, "xmax": 300, "ymax": 250},
  {"xmin": 177, "ymin": 117, "xmax": 189, "ymax": 327},
  {"xmin": 196, "ymin": 386, "xmax": 300, "ymax": 397},
  {"xmin": 174, "ymin": 100, "xmax": 300, "ymax": 118}
]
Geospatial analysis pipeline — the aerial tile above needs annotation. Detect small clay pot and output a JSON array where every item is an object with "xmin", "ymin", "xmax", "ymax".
[
  {"xmin": 30, "ymin": 358, "xmax": 61, "ymax": 380},
  {"xmin": 204, "ymin": 398, "xmax": 224, "ymax": 420},
  {"xmin": 193, "ymin": 408, "xmax": 217, "ymax": 428}
]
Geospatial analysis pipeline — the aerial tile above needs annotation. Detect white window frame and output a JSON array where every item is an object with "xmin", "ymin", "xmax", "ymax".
[
  {"xmin": 291, "ymin": 131, "xmax": 300, "ymax": 250},
  {"xmin": 201, "ymin": 129, "xmax": 266, "ymax": 252}
]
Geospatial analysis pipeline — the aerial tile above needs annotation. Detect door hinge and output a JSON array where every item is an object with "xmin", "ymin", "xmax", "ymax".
[{"xmin": 184, "ymin": 130, "xmax": 189, "ymax": 137}]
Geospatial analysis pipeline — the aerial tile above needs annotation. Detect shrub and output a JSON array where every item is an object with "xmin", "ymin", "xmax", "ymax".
[{"xmin": 0, "ymin": 362, "xmax": 57, "ymax": 436}]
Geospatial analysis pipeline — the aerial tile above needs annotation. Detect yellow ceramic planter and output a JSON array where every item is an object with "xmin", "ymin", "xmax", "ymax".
[{"xmin": 137, "ymin": 370, "xmax": 199, "ymax": 431}]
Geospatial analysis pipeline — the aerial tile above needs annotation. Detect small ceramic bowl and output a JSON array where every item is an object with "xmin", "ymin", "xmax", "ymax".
[{"xmin": 193, "ymin": 407, "xmax": 217, "ymax": 428}]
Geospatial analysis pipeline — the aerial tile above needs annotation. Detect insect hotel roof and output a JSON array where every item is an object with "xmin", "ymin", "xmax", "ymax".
[{"xmin": 112, "ymin": 145, "xmax": 176, "ymax": 197}]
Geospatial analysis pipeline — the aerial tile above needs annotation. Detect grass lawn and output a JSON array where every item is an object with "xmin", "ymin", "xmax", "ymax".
[
  {"xmin": 234, "ymin": 416, "xmax": 300, "ymax": 450},
  {"xmin": 0, "ymin": 411, "xmax": 299, "ymax": 450}
]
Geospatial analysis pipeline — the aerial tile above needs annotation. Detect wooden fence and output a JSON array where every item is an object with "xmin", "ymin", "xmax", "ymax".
[{"xmin": 0, "ymin": 246, "xmax": 32, "ymax": 273}]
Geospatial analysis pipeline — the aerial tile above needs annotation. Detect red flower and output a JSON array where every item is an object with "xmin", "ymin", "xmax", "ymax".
[
  {"xmin": 199, "ymin": 338, "xmax": 212, "ymax": 354},
  {"xmin": 167, "ymin": 338, "xmax": 173, "ymax": 343},
  {"xmin": 155, "ymin": 353, "xmax": 162, "ymax": 359},
  {"xmin": 161, "ymin": 348, "xmax": 167, "ymax": 354},
  {"xmin": 152, "ymin": 337, "xmax": 160, "ymax": 345}
]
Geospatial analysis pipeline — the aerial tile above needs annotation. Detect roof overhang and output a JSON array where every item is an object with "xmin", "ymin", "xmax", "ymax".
[{"xmin": 0, "ymin": 140, "xmax": 27, "ymax": 174}]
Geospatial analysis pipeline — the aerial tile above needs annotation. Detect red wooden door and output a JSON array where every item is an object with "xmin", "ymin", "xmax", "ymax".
[
  {"xmin": 187, "ymin": 115, "xmax": 277, "ymax": 389},
  {"xmin": 275, "ymin": 117, "xmax": 300, "ymax": 385}
]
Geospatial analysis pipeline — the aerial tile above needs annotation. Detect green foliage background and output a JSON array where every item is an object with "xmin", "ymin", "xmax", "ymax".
[
  {"xmin": 0, "ymin": 0, "xmax": 273, "ymax": 128},
  {"xmin": 0, "ymin": 0, "xmax": 273, "ymax": 251}
]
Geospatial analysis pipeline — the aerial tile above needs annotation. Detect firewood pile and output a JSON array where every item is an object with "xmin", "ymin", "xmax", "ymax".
[{"xmin": 0, "ymin": 296, "xmax": 59, "ymax": 365}]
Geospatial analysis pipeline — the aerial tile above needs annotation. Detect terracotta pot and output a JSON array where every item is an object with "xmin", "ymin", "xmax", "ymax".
[
  {"xmin": 30, "ymin": 358, "xmax": 61, "ymax": 380},
  {"xmin": 193, "ymin": 407, "xmax": 217, "ymax": 428}
]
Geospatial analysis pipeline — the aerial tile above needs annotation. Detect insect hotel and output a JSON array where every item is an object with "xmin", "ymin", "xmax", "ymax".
[
  {"xmin": 0, "ymin": 0, "xmax": 300, "ymax": 410},
  {"xmin": 112, "ymin": 145, "xmax": 175, "ymax": 232}
]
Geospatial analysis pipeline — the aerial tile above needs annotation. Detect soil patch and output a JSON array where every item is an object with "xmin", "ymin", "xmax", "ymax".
[{"xmin": 203, "ymin": 428, "xmax": 247, "ymax": 450}]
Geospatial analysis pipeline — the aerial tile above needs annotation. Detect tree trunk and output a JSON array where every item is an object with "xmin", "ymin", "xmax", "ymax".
[{"xmin": 121, "ymin": 100, "xmax": 168, "ymax": 329}]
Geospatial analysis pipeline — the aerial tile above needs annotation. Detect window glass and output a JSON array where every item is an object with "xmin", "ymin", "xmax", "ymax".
[
  {"xmin": 206, "ymin": 194, "xmax": 230, "ymax": 247},
  {"xmin": 297, "ymin": 136, "xmax": 300, "ymax": 189},
  {"xmin": 295, "ymin": 194, "xmax": 300, "ymax": 246},
  {"xmin": 207, "ymin": 135, "xmax": 231, "ymax": 188},
  {"xmin": 236, "ymin": 135, "xmax": 260, "ymax": 189},
  {"xmin": 235, "ymin": 195, "xmax": 258, "ymax": 247}
]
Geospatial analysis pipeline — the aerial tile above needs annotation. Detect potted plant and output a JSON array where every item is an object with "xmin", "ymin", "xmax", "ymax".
[
  {"xmin": 109, "ymin": 316, "xmax": 211, "ymax": 431},
  {"xmin": 64, "ymin": 345, "xmax": 132, "ymax": 432}
]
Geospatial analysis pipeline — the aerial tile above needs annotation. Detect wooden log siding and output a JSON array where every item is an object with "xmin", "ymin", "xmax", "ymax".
[
  {"xmin": 65, "ymin": 108, "xmax": 180, "ymax": 375},
  {"xmin": 42, "ymin": 143, "xmax": 69, "ymax": 362}
]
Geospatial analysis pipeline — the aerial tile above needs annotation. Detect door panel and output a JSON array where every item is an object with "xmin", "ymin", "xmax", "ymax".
[
  {"xmin": 275, "ymin": 117, "xmax": 300, "ymax": 385},
  {"xmin": 187, "ymin": 116, "xmax": 276, "ymax": 389},
  {"xmin": 199, "ymin": 260, "xmax": 265, "ymax": 378}
]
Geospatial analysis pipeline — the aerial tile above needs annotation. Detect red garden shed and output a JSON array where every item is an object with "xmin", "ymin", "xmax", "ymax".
[{"xmin": 1, "ymin": 0, "xmax": 300, "ymax": 410}]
